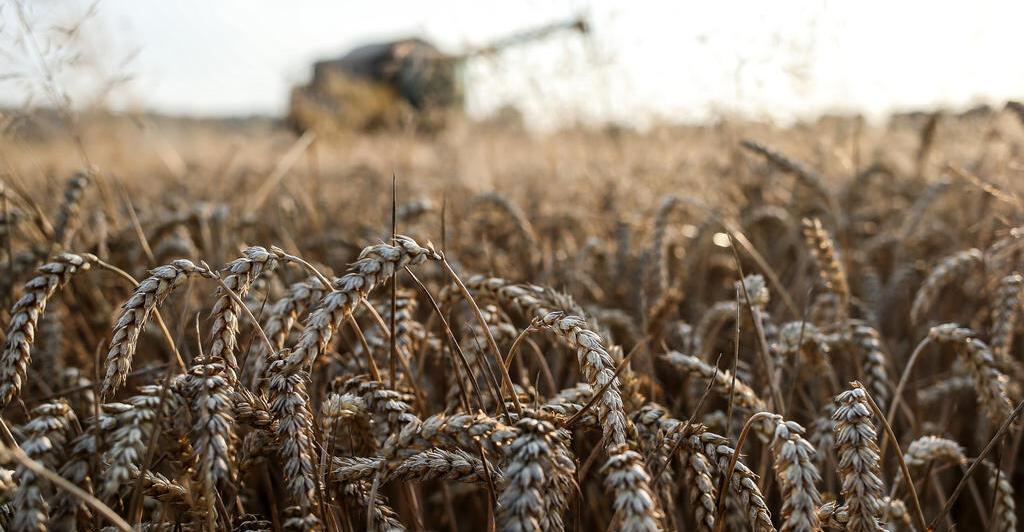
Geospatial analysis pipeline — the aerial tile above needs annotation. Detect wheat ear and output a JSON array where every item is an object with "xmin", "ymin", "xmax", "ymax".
[
  {"xmin": 802, "ymin": 217, "xmax": 850, "ymax": 310},
  {"xmin": 929, "ymin": 324, "xmax": 1013, "ymax": 424},
  {"xmin": 464, "ymin": 277, "xmax": 630, "ymax": 449},
  {"xmin": 101, "ymin": 259, "xmax": 214, "ymax": 398},
  {"xmin": 283, "ymin": 235, "xmax": 439, "ymax": 372},
  {"xmin": 901, "ymin": 435, "xmax": 1016, "ymax": 531},
  {"xmin": 52, "ymin": 171, "xmax": 91, "ymax": 249},
  {"xmin": 990, "ymin": 273, "xmax": 1023, "ymax": 366},
  {"xmin": 497, "ymin": 416, "xmax": 574, "ymax": 532},
  {"xmin": 101, "ymin": 382, "xmax": 185, "ymax": 498},
  {"xmin": 0, "ymin": 252, "xmax": 97, "ymax": 408},
  {"xmin": 11, "ymin": 400, "xmax": 77, "ymax": 532},
  {"xmin": 769, "ymin": 419, "xmax": 821, "ymax": 532},
  {"xmin": 850, "ymin": 322, "xmax": 893, "ymax": 413},
  {"xmin": 208, "ymin": 246, "xmax": 280, "ymax": 381},
  {"xmin": 601, "ymin": 444, "xmax": 663, "ymax": 532},
  {"xmin": 266, "ymin": 355, "xmax": 320, "ymax": 514},
  {"xmin": 250, "ymin": 276, "xmax": 327, "ymax": 387},
  {"xmin": 832, "ymin": 386, "xmax": 886, "ymax": 532},
  {"xmin": 186, "ymin": 357, "xmax": 237, "ymax": 520},
  {"xmin": 909, "ymin": 248, "xmax": 983, "ymax": 326},
  {"xmin": 741, "ymin": 139, "xmax": 836, "ymax": 215}
]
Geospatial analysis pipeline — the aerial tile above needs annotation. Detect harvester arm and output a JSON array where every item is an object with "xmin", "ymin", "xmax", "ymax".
[{"xmin": 458, "ymin": 16, "xmax": 588, "ymax": 61}]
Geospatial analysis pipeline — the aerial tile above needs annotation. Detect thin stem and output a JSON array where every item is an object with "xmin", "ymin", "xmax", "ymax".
[
  {"xmin": 712, "ymin": 412, "xmax": 778, "ymax": 532},
  {"xmin": 439, "ymin": 256, "xmax": 523, "ymax": 416},
  {"xmin": 882, "ymin": 336, "xmax": 932, "ymax": 459},
  {"xmin": 359, "ymin": 300, "xmax": 426, "ymax": 409},
  {"xmin": 390, "ymin": 173, "xmax": 399, "ymax": 391},
  {"xmin": 727, "ymin": 234, "xmax": 785, "ymax": 412},
  {"xmin": 502, "ymin": 324, "xmax": 538, "ymax": 386},
  {"xmin": 404, "ymin": 267, "xmax": 490, "ymax": 415},
  {"xmin": 929, "ymin": 398, "xmax": 1024, "ymax": 531},
  {"xmin": 273, "ymin": 247, "xmax": 333, "ymax": 289},
  {"xmin": 348, "ymin": 313, "xmax": 382, "ymax": 382}
]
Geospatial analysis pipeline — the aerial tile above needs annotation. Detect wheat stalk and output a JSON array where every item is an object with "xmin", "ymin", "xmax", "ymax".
[
  {"xmin": 910, "ymin": 248, "xmax": 983, "ymax": 326},
  {"xmin": 0, "ymin": 252, "xmax": 96, "ymax": 408},
  {"xmin": 802, "ymin": 217, "xmax": 850, "ymax": 310},
  {"xmin": 990, "ymin": 273, "xmax": 1023, "ymax": 367},
  {"xmin": 497, "ymin": 416, "xmax": 574, "ymax": 532},
  {"xmin": 51, "ymin": 171, "xmax": 90, "ymax": 249},
  {"xmin": 832, "ymin": 386, "xmax": 886, "ymax": 532},
  {"xmin": 11, "ymin": 400, "xmax": 77, "ymax": 531},
  {"xmin": 283, "ymin": 235, "xmax": 439, "ymax": 372},
  {"xmin": 769, "ymin": 419, "xmax": 821, "ymax": 532},
  {"xmin": 929, "ymin": 323, "xmax": 1013, "ymax": 424},
  {"xmin": 101, "ymin": 259, "xmax": 214, "ymax": 398},
  {"xmin": 208, "ymin": 246, "xmax": 281, "ymax": 381},
  {"xmin": 185, "ymin": 357, "xmax": 237, "ymax": 520}
]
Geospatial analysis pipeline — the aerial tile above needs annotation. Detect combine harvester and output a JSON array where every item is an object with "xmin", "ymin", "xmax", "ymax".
[{"xmin": 288, "ymin": 17, "xmax": 588, "ymax": 134}]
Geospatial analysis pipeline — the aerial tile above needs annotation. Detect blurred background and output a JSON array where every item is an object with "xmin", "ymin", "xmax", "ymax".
[{"xmin": 3, "ymin": 0, "xmax": 1024, "ymax": 130}]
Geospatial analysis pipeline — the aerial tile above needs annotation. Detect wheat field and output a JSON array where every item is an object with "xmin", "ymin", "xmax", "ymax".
[{"xmin": 0, "ymin": 105, "xmax": 1023, "ymax": 531}]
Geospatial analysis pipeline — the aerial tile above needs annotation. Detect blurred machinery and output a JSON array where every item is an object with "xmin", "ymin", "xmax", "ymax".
[{"xmin": 287, "ymin": 17, "xmax": 588, "ymax": 133}]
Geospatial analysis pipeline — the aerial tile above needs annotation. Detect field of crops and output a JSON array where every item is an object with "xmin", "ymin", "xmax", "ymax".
[{"xmin": 1, "ymin": 105, "xmax": 1023, "ymax": 531}]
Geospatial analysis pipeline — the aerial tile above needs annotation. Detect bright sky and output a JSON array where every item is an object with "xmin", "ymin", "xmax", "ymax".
[{"xmin": 3, "ymin": 0, "xmax": 1024, "ymax": 129}]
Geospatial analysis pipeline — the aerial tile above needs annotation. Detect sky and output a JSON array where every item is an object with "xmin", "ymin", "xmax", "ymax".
[{"xmin": 3, "ymin": 0, "xmax": 1024, "ymax": 129}]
